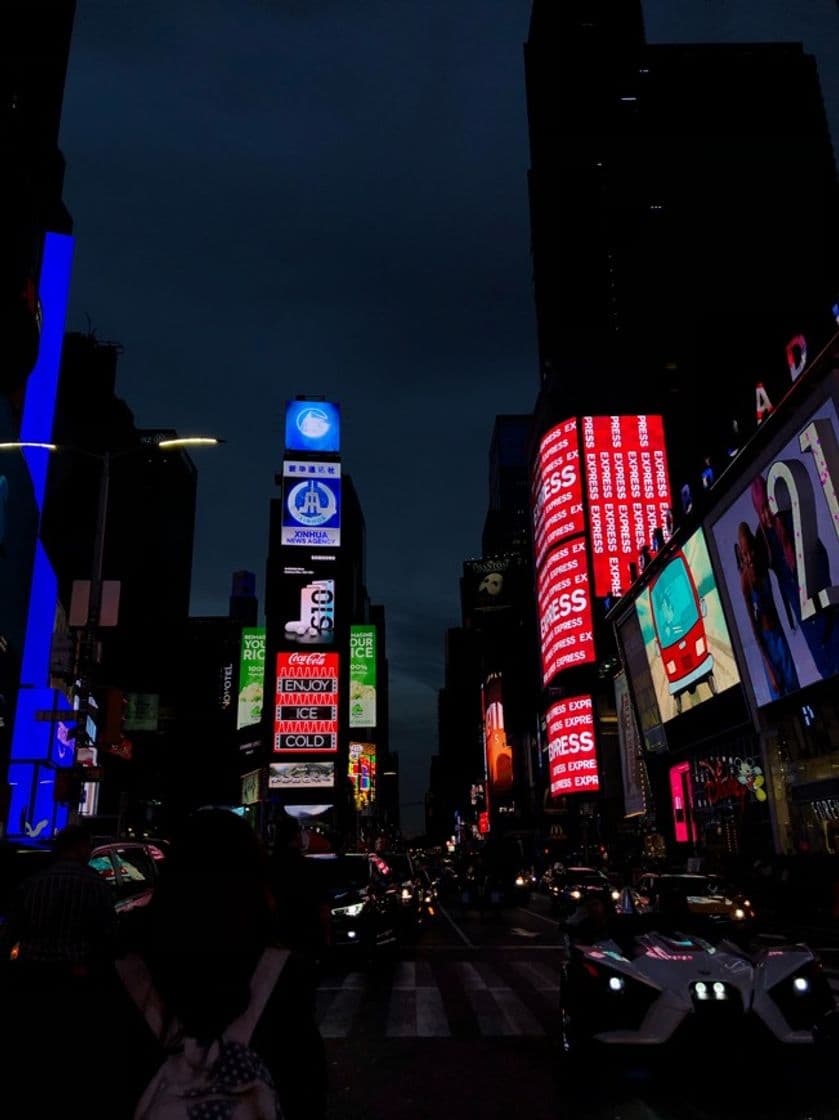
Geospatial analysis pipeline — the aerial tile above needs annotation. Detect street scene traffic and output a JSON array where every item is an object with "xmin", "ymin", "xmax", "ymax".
[{"xmin": 3, "ymin": 1, "xmax": 839, "ymax": 1117}]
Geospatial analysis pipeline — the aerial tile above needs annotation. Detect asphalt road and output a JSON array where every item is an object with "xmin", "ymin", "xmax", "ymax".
[{"xmin": 319, "ymin": 893, "xmax": 839, "ymax": 1120}]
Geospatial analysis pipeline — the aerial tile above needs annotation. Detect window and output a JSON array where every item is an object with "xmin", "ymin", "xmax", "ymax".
[{"xmin": 112, "ymin": 847, "xmax": 154, "ymax": 887}]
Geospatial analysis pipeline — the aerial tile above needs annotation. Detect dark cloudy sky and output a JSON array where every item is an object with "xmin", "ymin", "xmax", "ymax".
[{"xmin": 59, "ymin": 1, "xmax": 839, "ymax": 833}]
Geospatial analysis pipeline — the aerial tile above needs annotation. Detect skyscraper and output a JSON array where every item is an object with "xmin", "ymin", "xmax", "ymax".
[{"xmin": 525, "ymin": 1, "xmax": 839, "ymax": 492}]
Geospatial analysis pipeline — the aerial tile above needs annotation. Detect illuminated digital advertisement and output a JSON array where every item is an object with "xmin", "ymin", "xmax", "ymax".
[
  {"xmin": 237, "ymin": 627, "xmax": 265, "ymax": 731},
  {"xmin": 582, "ymin": 414, "xmax": 672, "ymax": 598},
  {"xmin": 709, "ymin": 394, "xmax": 839, "ymax": 707},
  {"xmin": 635, "ymin": 528, "xmax": 740, "ymax": 722},
  {"xmin": 274, "ymin": 651, "xmax": 339, "ymax": 752},
  {"xmin": 6, "ymin": 233, "xmax": 74, "ymax": 841},
  {"xmin": 281, "ymin": 460, "xmax": 341, "ymax": 548},
  {"xmin": 349, "ymin": 625, "xmax": 377, "ymax": 728},
  {"xmin": 269, "ymin": 761, "xmax": 335, "ymax": 789},
  {"xmin": 532, "ymin": 418, "xmax": 585, "ymax": 570},
  {"xmin": 281, "ymin": 566, "xmax": 335, "ymax": 645},
  {"xmin": 481, "ymin": 672, "xmax": 513, "ymax": 795},
  {"xmin": 547, "ymin": 695, "xmax": 600, "ymax": 796},
  {"xmin": 537, "ymin": 537, "xmax": 595, "ymax": 685},
  {"xmin": 348, "ymin": 741, "xmax": 376, "ymax": 808},
  {"xmin": 284, "ymin": 399, "xmax": 341, "ymax": 454}
]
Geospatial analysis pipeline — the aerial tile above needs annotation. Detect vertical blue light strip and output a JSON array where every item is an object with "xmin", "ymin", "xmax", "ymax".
[
  {"xmin": 20, "ymin": 233, "xmax": 74, "ymax": 508},
  {"xmin": 6, "ymin": 233, "xmax": 74, "ymax": 838}
]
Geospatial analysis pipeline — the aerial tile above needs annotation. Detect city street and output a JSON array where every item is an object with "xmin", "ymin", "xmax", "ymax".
[{"xmin": 321, "ymin": 896, "xmax": 839, "ymax": 1120}]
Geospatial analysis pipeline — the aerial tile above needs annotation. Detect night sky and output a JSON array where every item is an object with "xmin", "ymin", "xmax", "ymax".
[{"xmin": 59, "ymin": 2, "xmax": 839, "ymax": 833}]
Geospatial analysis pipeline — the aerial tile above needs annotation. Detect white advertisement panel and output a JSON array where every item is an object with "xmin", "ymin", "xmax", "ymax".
[
  {"xmin": 269, "ymin": 761, "xmax": 335, "ymax": 789},
  {"xmin": 281, "ymin": 460, "xmax": 341, "ymax": 548}
]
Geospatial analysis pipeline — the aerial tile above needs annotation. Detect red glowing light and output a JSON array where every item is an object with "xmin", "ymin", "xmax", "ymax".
[
  {"xmin": 547, "ymin": 695, "xmax": 600, "ymax": 796},
  {"xmin": 537, "ymin": 537, "xmax": 596, "ymax": 685}
]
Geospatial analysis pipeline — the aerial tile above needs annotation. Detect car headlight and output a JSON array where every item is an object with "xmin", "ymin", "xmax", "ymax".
[
  {"xmin": 570, "ymin": 889, "xmax": 582, "ymax": 900},
  {"xmin": 733, "ymin": 907, "xmax": 746, "ymax": 920},
  {"xmin": 401, "ymin": 887, "xmax": 414, "ymax": 901},
  {"xmin": 793, "ymin": 976, "xmax": 809, "ymax": 994},
  {"xmin": 332, "ymin": 902, "xmax": 365, "ymax": 918},
  {"xmin": 611, "ymin": 889, "xmax": 621, "ymax": 901},
  {"xmin": 608, "ymin": 976, "xmax": 624, "ymax": 992},
  {"xmin": 515, "ymin": 875, "xmax": 526, "ymax": 888}
]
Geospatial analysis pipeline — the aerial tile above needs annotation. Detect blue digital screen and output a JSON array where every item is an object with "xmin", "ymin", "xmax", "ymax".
[{"xmin": 284, "ymin": 400, "xmax": 340, "ymax": 454}]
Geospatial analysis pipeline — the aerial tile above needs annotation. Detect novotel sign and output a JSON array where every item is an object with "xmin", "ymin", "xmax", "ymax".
[
  {"xmin": 547, "ymin": 695, "xmax": 600, "ymax": 796},
  {"xmin": 274, "ymin": 651, "xmax": 339, "ymax": 753}
]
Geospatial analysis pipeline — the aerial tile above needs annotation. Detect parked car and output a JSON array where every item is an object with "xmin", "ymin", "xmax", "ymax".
[{"xmin": 309, "ymin": 852, "xmax": 399, "ymax": 954}]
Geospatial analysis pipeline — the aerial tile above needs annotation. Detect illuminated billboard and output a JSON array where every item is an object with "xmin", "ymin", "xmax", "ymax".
[
  {"xmin": 284, "ymin": 399, "xmax": 340, "ymax": 454},
  {"xmin": 709, "ymin": 394, "xmax": 839, "ymax": 707},
  {"xmin": 281, "ymin": 461, "xmax": 341, "ymax": 548},
  {"xmin": 532, "ymin": 418, "xmax": 585, "ymax": 570},
  {"xmin": 537, "ymin": 537, "xmax": 595, "ymax": 685},
  {"xmin": 349, "ymin": 625, "xmax": 376, "ymax": 728},
  {"xmin": 481, "ymin": 672, "xmax": 513, "ymax": 795},
  {"xmin": 274, "ymin": 651, "xmax": 338, "ymax": 753},
  {"xmin": 614, "ymin": 671, "xmax": 646, "ymax": 817},
  {"xmin": 547, "ymin": 695, "xmax": 600, "ymax": 796},
  {"xmin": 461, "ymin": 554, "xmax": 525, "ymax": 627},
  {"xmin": 635, "ymin": 528, "xmax": 740, "ymax": 722},
  {"xmin": 269, "ymin": 761, "xmax": 335, "ymax": 789},
  {"xmin": 349, "ymin": 741, "xmax": 376, "ymax": 809},
  {"xmin": 237, "ymin": 627, "xmax": 265, "ymax": 731},
  {"xmin": 281, "ymin": 566, "xmax": 335, "ymax": 645},
  {"xmin": 582, "ymin": 415, "xmax": 672, "ymax": 598}
]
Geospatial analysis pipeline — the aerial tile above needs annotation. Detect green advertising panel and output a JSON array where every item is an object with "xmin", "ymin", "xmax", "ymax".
[
  {"xmin": 237, "ymin": 627, "xmax": 266, "ymax": 730},
  {"xmin": 349, "ymin": 625, "xmax": 376, "ymax": 728}
]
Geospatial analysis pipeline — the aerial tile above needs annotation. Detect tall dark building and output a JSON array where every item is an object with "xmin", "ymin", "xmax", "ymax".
[
  {"xmin": 482, "ymin": 415, "xmax": 533, "ymax": 556},
  {"xmin": 525, "ymin": 1, "xmax": 839, "ymax": 493}
]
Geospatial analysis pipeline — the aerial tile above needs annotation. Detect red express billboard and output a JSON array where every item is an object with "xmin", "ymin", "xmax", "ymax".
[
  {"xmin": 274, "ymin": 651, "xmax": 338, "ymax": 753},
  {"xmin": 582, "ymin": 415, "xmax": 672, "ymax": 598},
  {"xmin": 537, "ymin": 537, "xmax": 595, "ymax": 685},
  {"xmin": 532, "ymin": 418, "xmax": 585, "ymax": 570},
  {"xmin": 548, "ymin": 695, "xmax": 600, "ymax": 796}
]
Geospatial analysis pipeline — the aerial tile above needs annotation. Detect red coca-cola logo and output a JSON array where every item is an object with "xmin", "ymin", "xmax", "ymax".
[{"xmin": 288, "ymin": 652, "xmax": 326, "ymax": 666}]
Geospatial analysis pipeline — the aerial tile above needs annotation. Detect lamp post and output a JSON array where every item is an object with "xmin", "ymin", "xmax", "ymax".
[{"xmin": 1, "ymin": 436, "xmax": 222, "ymax": 818}]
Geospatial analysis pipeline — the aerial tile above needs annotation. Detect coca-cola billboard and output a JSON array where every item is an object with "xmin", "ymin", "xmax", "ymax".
[
  {"xmin": 582, "ymin": 414, "xmax": 672, "ymax": 598},
  {"xmin": 547, "ymin": 695, "xmax": 600, "ymax": 796},
  {"xmin": 532, "ymin": 418, "xmax": 585, "ymax": 570},
  {"xmin": 537, "ymin": 537, "xmax": 595, "ymax": 686},
  {"xmin": 274, "ymin": 651, "xmax": 339, "ymax": 753}
]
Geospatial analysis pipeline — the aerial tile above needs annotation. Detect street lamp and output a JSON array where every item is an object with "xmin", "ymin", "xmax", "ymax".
[{"xmin": 1, "ymin": 435, "xmax": 221, "ymax": 756}]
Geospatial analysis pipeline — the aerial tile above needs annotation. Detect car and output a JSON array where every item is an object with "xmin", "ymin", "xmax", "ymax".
[
  {"xmin": 546, "ymin": 866, "xmax": 621, "ymax": 914},
  {"xmin": 379, "ymin": 851, "xmax": 425, "ymax": 936},
  {"xmin": 559, "ymin": 920, "xmax": 837, "ymax": 1052},
  {"xmin": 308, "ymin": 852, "xmax": 399, "ymax": 954},
  {"xmin": 632, "ymin": 872, "xmax": 756, "ymax": 929}
]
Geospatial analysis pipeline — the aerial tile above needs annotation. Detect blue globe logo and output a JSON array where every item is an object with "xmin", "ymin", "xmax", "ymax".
[{"xmin": 297, "ymin": 407, "xmax": 331, "ymax": 440}]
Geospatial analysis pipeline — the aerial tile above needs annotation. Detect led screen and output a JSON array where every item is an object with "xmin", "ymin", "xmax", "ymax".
[
  {"xmin": 709, "ymin": 395, "xmax": 839, "ymax": 708},
  {"xmin": 532, "ymin": 418, "xmax": 584, "ymax": 570},
  {"xmin": 537, "ymin": 537, "xmax": 595, "ymax": 685},
  {"xmin": 280, "ymin": 566, "xmax": 335, "ymax": 645},
  {"xmin": 635, "ymin": 528, "xmax": 740, "ymax": 722},
  {"xmin": 284, "ymin": 399, "xmax": 340, "ymax": 454},
  {"xmin": 614, "ymin": 671, "xmax": 646, "ymax": 817},
  {"xmin": 281, "ymin": 460, "xmax": 341, "ymax": 548},
  {"xmin": 349, "ymin": 625, "xmax": 376, "ymax": 728},
  {"xmin": 274, "ymin": 651, "xmax": 338, "ymax": 753},
  {"xmin": 237, "ymin": 627, "xmax": 265, "ymax": 731},
  {"xmin": 547, "ymin": 695, "xmax": 600, "ymax": 796},
  {"xmin": 582, "ymin": 414, "xmax": 672, "ymax": 598},
  {"xmin": 269, "ymin": 761, "xmax": 335, "ymax": 789},
  {"xmin": 481, "ymin": 672, "xmax": 513, "ymax": 795},
  {"xmin": 349, "ymin": 742, "xmax": 376, "ymax": 808}
]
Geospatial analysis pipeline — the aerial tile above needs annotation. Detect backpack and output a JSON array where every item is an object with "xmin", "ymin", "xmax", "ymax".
[{"xmin": 117, "ymin": 947, "xmax": 289, "ymax": 1120}]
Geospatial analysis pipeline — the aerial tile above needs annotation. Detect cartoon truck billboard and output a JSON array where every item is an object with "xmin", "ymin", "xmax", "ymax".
[{"xmin": 648, "ymin": 549, "xmax": 717, "ymax": 715}]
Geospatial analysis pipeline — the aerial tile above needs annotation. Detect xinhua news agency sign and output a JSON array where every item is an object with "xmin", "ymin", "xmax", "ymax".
[
  {"xmin": 237, "ymin": 628, "xmax": 265, "ymax": 731},
  {"xmin": 349, "ymin": 625, "xmax": 376, "ymax": 728}
]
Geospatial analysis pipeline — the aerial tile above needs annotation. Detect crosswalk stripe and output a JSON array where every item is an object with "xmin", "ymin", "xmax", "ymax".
[
  {"xmin": 493, "ymin": 988, "xmax": 545, "ymax": 1036},
  {"xmin": 319, "ymin": 984, "xmax": 366, "ymax": 1038},
  {"xmin": 393, "ymin": 960, "xmax": 416, "ymax": 990},
  {"xmin": 512, "ymin": 959, "xmax": 563, "ymax": 992},
  {"xmin": 386, "ymin": 989, "xmax": 416, "ymax": 1037},
  {"xmin": 416, "ymin": 986, "xmax": 451, "ymax": 1036}
]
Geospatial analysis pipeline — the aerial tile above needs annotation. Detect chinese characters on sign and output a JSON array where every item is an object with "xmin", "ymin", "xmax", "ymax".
[
  {"xmin": 547, "ymin": 695, "xmax": 600, "ymax": 796},
  {"xmin": 281, "ymin": 460, "xmax": 341, "ymax": 548},
  {"xmin": 273, "ymin": 651, "xmax": 339, "ymax": 753}
]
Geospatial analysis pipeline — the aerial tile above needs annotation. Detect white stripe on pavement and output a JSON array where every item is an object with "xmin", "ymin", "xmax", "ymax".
[
  {"xmin": 493, "ymin": 988, "xmax": 545, "ymax": 1036},
  {"xmin": 386, "ymin": 989, "xmax": 416, "ymax": 1037},
  {"xmin": 318, "ymin": 978, "xmax": 367, "ymax": 1038},
  {"xmin": 416, "ymin": 987, "xmax": 451, "ymax": 1036},
  {"xmin": 393, "ymin": 960, "xmax": 416, "ymax": 990},
  {"xmin": 438, "ymin": 902, "xmax": 475, "ymax": 948},
  {"xmin": 455, "ymin": 960, "xmax": 543, "ymax": 1035},
  {"xmin": 512, "ymin": 959, "xmax": 563, "ymax": 992}
]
